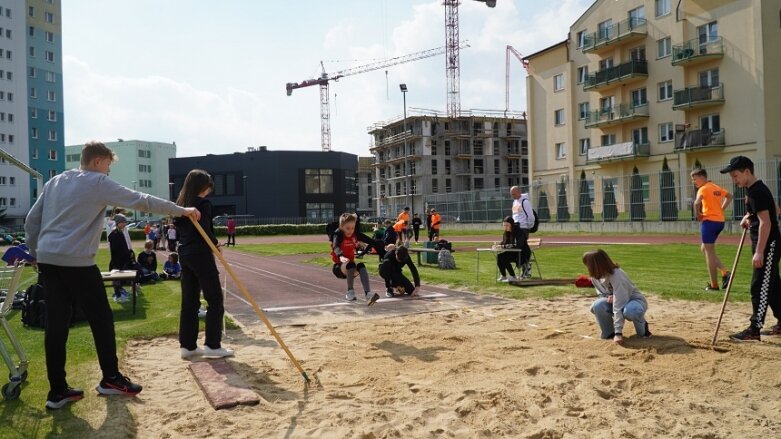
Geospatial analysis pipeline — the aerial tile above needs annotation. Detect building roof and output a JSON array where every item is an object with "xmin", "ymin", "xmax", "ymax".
[{"xmin": 521, "ymin": 40, "xmax": 568, "ymax": 62}]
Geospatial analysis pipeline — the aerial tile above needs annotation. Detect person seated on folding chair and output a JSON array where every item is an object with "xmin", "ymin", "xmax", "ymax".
[
  {"xmin": 492, "ymin": 216, "xmax": 519, "ymax": 282},
  {"xmin": 380, "ymin": 246, "xmax": 420, "ymax": 298}
]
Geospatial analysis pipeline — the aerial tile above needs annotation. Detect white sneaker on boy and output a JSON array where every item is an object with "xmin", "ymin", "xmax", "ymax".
[
  {"xmin": 181, "ymin": 347, "xmax": 204, "ymax": 359},
  {"xmin": 202, "ymin": 346, "xmax": 235, "ymax": 358}
]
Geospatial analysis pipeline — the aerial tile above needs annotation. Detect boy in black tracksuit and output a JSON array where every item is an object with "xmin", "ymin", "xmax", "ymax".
[
  {"xmin": 411, "ymin": 214, "xmax": 423, "ymax": 243},
  {"xmin": 720, "ymin": 156, "xmax": 781, "ymax": 341},
  {"xmin": 380, "ymin": 246, "xmax": 420, "ymax": 298}
]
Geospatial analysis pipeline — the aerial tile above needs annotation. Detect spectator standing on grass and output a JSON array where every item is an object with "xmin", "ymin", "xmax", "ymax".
[
  {"xmin": 582, "ymin": 249, "xmax": 652, "ymax": 345},
  {"xmin": 510, "ymin": 186, "xmax": 533, "ymax": 279},
  {"xmin": 720, "ymin": 156, "xmax": 781, "ymax": 342},
  {"xmin": 226, "ymin": 217, "xmax": 236, "ymax": 247},
  {"xmin": 425, "ymin": 208, "xmax": 432, "ymax": 239},
  {"xmin": 167, "ymin": 223, "xmax": 178, "ymax": 251},
  {"xmin": 429, "ymin": 209, "xmax": 441, "ymax": 241},
  {"xmin": 24, "ymin": 141, "xmax": 200, "ymax": 410},
  {"xmin": 174, "ymin": 170, "xmax": 234, "ymax": 360},
  {"xmin": 411, "ymin": 213, "xmax": 423, "ymax": 244},
  {"xmin": 691, "ymin": 168, "xmax": 733, "ymax": 291}
]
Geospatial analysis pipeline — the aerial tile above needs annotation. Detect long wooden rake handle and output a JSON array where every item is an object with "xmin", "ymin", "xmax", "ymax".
[
  {"xmin": 712, "ymin": 227, "xmax": 748, "ymax": 346},
  {"xmin": 189, "ymin": 217, "xmax": 310, "ymax": 382}
]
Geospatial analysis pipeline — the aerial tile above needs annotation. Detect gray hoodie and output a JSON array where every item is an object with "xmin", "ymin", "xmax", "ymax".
[
  {"xmin": 591, "ymin": 268, "xmax": 647, "ymax": 334},
  {"xmin": 25, "ymin": 169, "xmax": 187, "ymax": 267}
]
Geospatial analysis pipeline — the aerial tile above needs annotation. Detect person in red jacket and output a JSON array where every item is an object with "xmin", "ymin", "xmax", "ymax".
[
  {"xmin": 226, "ymin": 217, "xmax": 236, "ymax": 247},
  {"xmin": 331, "ymin": 213, "xmax": 379, "ymax": 306}
]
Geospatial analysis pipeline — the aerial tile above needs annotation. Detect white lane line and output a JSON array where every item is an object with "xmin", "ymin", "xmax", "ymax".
[{"xmin": 262, "ymin": 292, "xmax": 449, "ymax": 312}]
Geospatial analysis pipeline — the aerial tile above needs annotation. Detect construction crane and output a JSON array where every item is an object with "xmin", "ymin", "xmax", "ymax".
[
  {"xmin": 286, "ymin": 43, "xmax": 468, "ymax": 152},
  {"xmin": 444, "ymin": 0, "xmax": 496, "ymax": 118},
  {"xmin": 505, "ymin": 45, "xmax": 528, "ymax": 115}
]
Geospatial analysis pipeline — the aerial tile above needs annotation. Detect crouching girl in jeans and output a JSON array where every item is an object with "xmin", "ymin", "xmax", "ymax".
[{"xmin": 582, "ymin": 249, "xmax": 652, "ymax": 345}]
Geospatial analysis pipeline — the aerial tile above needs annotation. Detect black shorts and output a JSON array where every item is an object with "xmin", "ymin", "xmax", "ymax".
[{"xmin": 332, "ymin": 263, "xmax": 347, "ymax": 279}]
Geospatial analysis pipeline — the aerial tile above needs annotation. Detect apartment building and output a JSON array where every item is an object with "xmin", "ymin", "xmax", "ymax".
[
  {"xmin": 524, "ymin": 0, "xmax": 781, "ymax": 218},
  {"xmin": 65, "ymin": 140, "xmax": 177, "ymax": 219},
  {"xmin": 368, "ymin": 111, "xmax": 527, "ymax": 218},
  {"xmin": 356, "ymin": 156, "xmax": 375, "ymax": 218}
]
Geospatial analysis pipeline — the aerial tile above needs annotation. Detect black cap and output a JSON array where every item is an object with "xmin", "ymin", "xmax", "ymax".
[{"xmin": 720, "ymin": 156, "xmax": 753, "ymax": 174}]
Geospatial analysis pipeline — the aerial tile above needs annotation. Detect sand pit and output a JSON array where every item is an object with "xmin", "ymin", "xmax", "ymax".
[{"xmin": 120, "ymin": 295, "xmax": 781, "ymax": 438}]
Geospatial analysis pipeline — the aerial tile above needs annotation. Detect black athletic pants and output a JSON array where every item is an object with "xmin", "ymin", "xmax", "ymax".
[
  {"xmin": 513, "ymin": 225, "xmax": 531, "ymax": 266},
  {"xmin": 497, "ymin": 252, "xmax": 517, "ymax": 278},
  {"xmin": 749, "ymin": 239, "xmax": 781, "ymax": 329},
  {"xmin": 379, "ymin": 265, "xmax": 414, "ymax": 294},
  {"xmin": 413, "ymin": 226, "xmax": 420, "ymax": 242},
  {"xmin": 179, "ymin": 252, "xmax": 224, "ymax": 350},
  {"xmin": 38, "ymin": 263, "xmax": 120, "ymax": 393},
  {"xmin": 226, "ymin": 233, "xmax": 236, "ymax": 246}
]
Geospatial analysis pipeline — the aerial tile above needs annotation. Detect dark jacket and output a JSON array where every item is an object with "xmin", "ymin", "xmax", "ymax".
[
  {"xmin": 174, "ymin": 197, "xmax": 218, "ymax": 256},
  {"xmin": 412, "ymin": 217, "xmax": 423, "ymax": 230},
  {"xmin": 383, "ymin": 227, "xmax": 398, "ymax": 247},
  {"xmin": 137, "ymin": 250, "xmax": 158, "ymax": 272},
  {"xmin": 380, "ymin": 249, "xmax": 420, "ymax": 287},
  {"xmin": 108, "ymin": 229, "xmax": 134, "ymax": 270}
]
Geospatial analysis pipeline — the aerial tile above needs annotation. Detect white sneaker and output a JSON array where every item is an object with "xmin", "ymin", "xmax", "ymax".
[
  {"xmin": 181, "ymin": 347, "xmax": 204, "ymax": 359},
  {"xmin": 197, "ymin": 308, "xmax": 207, "ymax": 318},
  {"xmin": 497, "ymin": 276, "xmax": 508, "ymax": 282},
  {"xmin": 345, "ymin": 290, "xmax": 356, "ymax": 301},
  {"xmin": 202, "ymin": 346, "xmax": 235, "ymax": 358},
  {"xmin": 508, "ymin": 275, "xmax": 518, "ymax": 282}
]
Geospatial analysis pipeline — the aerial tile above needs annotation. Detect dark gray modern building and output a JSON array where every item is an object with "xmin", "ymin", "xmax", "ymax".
[{"xmin": 168, "ymin": 148, "xmax": 358, "ymax": 221}]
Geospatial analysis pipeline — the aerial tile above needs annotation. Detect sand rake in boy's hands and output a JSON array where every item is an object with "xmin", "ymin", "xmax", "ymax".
[{"xmin": 188, "ymin": 217, "xmax": 317, "ymax": 385}]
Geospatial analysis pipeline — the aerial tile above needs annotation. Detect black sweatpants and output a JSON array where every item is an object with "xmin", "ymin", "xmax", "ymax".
[
  {"xmin": 749, "ymin": 239, "xmax": 781, "ymax": 329},
  {"xmin": 413, "ymin": 226, "xmax": 420, "ymax": 242},
  {"xmin": 38, "ymin": 263, "xmax": 119, "ymax": 393},
  {"xmin": 513, "ymin": 225, "xmax": 531, "ymax": 266},
  {"xmin": 379, "ymin": 265, "xmax": 414, "ymax": 294},
  {"xmin": 179, "ymin": 252, "xmax": 224, "ymax": 350},
  {"xmin": 497, "ymin": 251, "xmax": 517, "ymax": 277}
]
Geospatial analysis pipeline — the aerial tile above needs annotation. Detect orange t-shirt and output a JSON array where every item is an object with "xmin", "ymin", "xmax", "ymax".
[
  {"xmin": 697, "ymin": 181, "xmax": 729, "ymax": 222},
  {"xmin": 397, "ymin": 211, "xmax": 410, "ymax": 224},
  {"xmin": 430, "ymin": 213, "xmax": 441, "ymax": 230},
  {"xmin": 393, "ymin": 220, "xmax": 405, "ymax": 233}
]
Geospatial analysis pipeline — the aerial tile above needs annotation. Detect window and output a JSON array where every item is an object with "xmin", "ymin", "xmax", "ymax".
[
  {"xmin": 659, "ymin": 122, "xmax": 674, "ymax": 142},
  {"xmin": 577, "ymin": 66, "xmax": 588, "ymax": 84},
  {"xmin": 630, "ymin": 46, "xmax": 646, "ymax": 61},
  {"xmin": 601, "ymin": 134, "xmax": 616, "ymax": 146},
  {"xmin": 658, "ymin": 80, "xmax": 673, "ymax": 101},
  {"xmin": 305, "ymin": 203, "xmax": 334, "ymax": 221},
  {"xmin": 494, "ymin": 177, "xmax": 501, "ymax": 188},
  {"xmin": 45, "ymin": 50, "xmax": 54, "ymax": 62},
  {"xmin": 48, "ymin": 149, "xmax": 57, "ymax": 160},
  {"xmin": 600, "ymin": 96, "xmax": 615, "ymax": 114},
  {"xmin": 6, "ymin": 71, "xmax": 11, "ymax": 80},
  {"xmin": 304, "ymin": 169, "xmax": 333, "ymax": 194},
  {"xmin": 473, "ymin": 140, "xmax": 483, "ymax": 155},
  {"xmin": 474, "ymin": 178, "xmax": 484, "ymax": 190},
  {"xmin": 493, "ymin": 140, "xmax": 499, "ymax": 155},
  {"xmin": 8, "ymin": 135, "xmax": 13, "ymax": 144},
  {"xmin": 0, "ymin": 198, "xmax": 5, "ymax": 207},
  {"xmin": 657, "ymin": 37, "xmax": 671, "ymax": 58},
  {"xmin": 598, "ymin": 19, "xmax": 612, "ymax": 40},
  {"xmin": 445, "ymin": 159, "xmax": 451, "ymax": 175},
  {"xmin": 5, "ymin": 50, "xmax": 10, "ymax": 60},
  {"xmin": 45, "ymin": 12, "xmax": 53, "ymax": 23},
  {"xmin": 432, "ymin": 159, "xmax": 437, "ymax": 175},
  {"xmin": 431, "ymin": 144, "xmax": 437, "ymax": 155},
  {"xmin": 31, "ymin": 108, "xmax": 37, "ymax": 119},
  {"xmin": 8, "ymin": 113, "xmax": 12, "ymax": 122},
  {"xmin": 9, "ymin": 177, "xmax": 14, "ymax": 185},
  {"xmin": 553, "ymin": 74, "xmax": 564, "ymax": 92},
  {"xmin": 656, "ymin": 0, "xmax": 671, "ymax": 17},
  {"xmin": 5, "ymin": 8, "xmax": 10, "ymax": 18},
  {"xmin": 631, "ymin": 88, "xmax": 647, "ymax": 107},
  {"xmin": 28, "ymin": 26, "xmax": 34, "ymax": 37},
  {"xmin": 9, "ymin": 197, "xmax": 14, "ymax": 207},
  {"xmin": 599, "ymin": 57, "xmax": 614, "ymax": 71},
  {"xmin": 47, "ymin": 110, "xmax": 56, "ymax": 121},
  {"xmin": 473, "ymin": 159, "xmax": 484, "ymax": 174},
  {"xmin": 31, "ymin": 127, "xmax": 38, "ymax": 139},
  {"xmin": 445, "ymin": 178, "xmax": 452, "ymax": 193},
  {"xmin": 579, "ymin": 138, "xmax": 591, "ymax": 155},
  {"xmin": 555, "ymin": 143, "xmax": 566, "ymax": 159},
  {"xmin": 28, "ymin": 46, "xmax": 34, "ymax": 57},
  {"xmin": 576, "ymin": 30, "xmax": 587, "ymax": 48},
  {"xmin": 32, "ymin": 148, "xmax": 38, "ymax": 159},
  {"xmin": 700, "ymin": 114, "xmax": 721, "ymax": 132},
  {"xmin": 698, "ymin": 21, "xmax": 718, "ymax": 50},
  {"xmin": 47, "ymin": 90, "xmax": 55, "ymax": 102},
  {"xmin": 494, "ymin": 159, "xmax": 500, "ymax": 174},
  {"xmin": 432, "ymin": 179, "xmax": 438, "ymax": 193},
  {"xmin": 48, "ymin": 130, "xmax": 57, "ymax": 141},
  {"xmin": 344, "ymin": 171, "xmax": 356, "ymax": 195},
  {"xmin": 29, "ymin": 87, "xmax": 36, "ymax": 98},
  {"xmin": 578, "ymin": 102, "xmax": 590, "ymax": 120},
  {"xmin": 554, "ymin": 109, "xmax": 565, "ymax": 125},
  {"xmin": 46, "ymin": 71, "xmax": 55, "ymax": 82},
  {"xmin": 45, "ymin": 31, "xmax": 53, "ymax": 43},
  {"xmin": 632, "ymin": 127, "xmax": 649, "ymax": 145},
  {"xmin": 49, "ymin": 169, "xmax": 57, "ymax": 179},
  {"xmin": 628, "ymin": 6, "xmax": 645, "ymax": 24},
  {"xmin": 699, "ymin": 68, "xmax": 719, "ymax": 87},
  {"xmin": 508, "ymin": 159, "xmax": 520, "ymax": 173},
  {"xmin": 28, "ymin": 6, "xmax": 34, "ymax": 17}
]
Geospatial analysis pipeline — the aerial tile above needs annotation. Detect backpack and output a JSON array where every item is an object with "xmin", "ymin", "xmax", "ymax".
[
  {"xmin": 325, "ymin": 221, "xmax": 339, "ymax": 242},
  {"xmin": 523, "ymin": 199, "xmax": 540, "ymax": 234},
  {"xmin": 434, "ymin": 240, "xmax": 453, "ymax": 251},
  {"xmin": 438, "ymin": 249, "xmax": 456, "ymax": 270},
  {"xmin": 21, "ymin": 283, "xmax": 47, "ymax": 328}
]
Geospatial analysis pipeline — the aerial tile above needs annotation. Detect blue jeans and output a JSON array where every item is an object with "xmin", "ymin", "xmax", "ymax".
[{"xmin": 590, "ymin": 297, "xmax": 648, "ymax": 339}]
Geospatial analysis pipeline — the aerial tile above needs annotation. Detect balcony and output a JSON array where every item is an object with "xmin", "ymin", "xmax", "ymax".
[
  {"xmin": 456, "ymin": 147, "xmax": 473, "ymax": 160},
  {"xmin": 674, "ymin": 128, "xmax": 726, "ymax": 151},
  {"xmin": 584, "ymin": 103, "xmax": 649, "ymax": 128},
  {"xmin": 583, "ymin": 59, "xmax": 648, "ymax": 92},
  {"xmin": 582, "ymin": 17, "xmax": 647, "ymax": 54},
  {"xmin": 672, "ymin": 83, "xmax": 724, "ymax": 110},
  {"xmin": 672, "ymin": 37, "xmax": 724, "ymax": 67},
  {"xmin": 586, "ymin": 141, "xmax": 650, "ymax": 163}
]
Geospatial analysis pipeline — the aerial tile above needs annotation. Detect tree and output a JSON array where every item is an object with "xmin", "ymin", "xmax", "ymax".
[
  {"xmin": 630, "ymin": 166, "xmax": 646, "ymax": 221},
  {"xmin": 556, "ymin": 179, "xmax": 570, "ymax": 222},
  {"xmin": 578, "ymin": 171, "xmax": 593, "ymax": 221},
  {"xmin": 660, "ymin": 157, "xmax": 678, "ymax": 221},
  {"xmin": 603, "ymin": 180, "xmax": 618, "ymax": 222},
  {"xmin": 536, "ymin": 190, "xmax": 550, "ymax": 222}
]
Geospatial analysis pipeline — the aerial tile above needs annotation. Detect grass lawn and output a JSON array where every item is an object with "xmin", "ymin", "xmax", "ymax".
[{"xmin": 0, "ymin": 249, "xmax": 209, "ymax": 439}]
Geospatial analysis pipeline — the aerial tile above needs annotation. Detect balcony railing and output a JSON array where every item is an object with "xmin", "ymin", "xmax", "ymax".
[
  {"xmin": 672, "ymin": 83, "xmax": 724, "ymax": 110},
  {"xmin": 587, "ymin": 141, "xmax": 650, "ymax": 163},
  {"xmin": 674, "ymin": 129, "xmax": 726, "ymax": 151},
  {"xmin": 584, "ymin": 103, "xmax": 649, "ymax": 128},
  {"xmin": 672, "ymin": 37, "xmax": 724, "ymax": 66},
  {"xmin": 582, "ymin": 17, "xmax": 647, "ymax": 53},
  {"xmin": 583, "ymin": 59, "xmax": 648, "ymax": 91}
]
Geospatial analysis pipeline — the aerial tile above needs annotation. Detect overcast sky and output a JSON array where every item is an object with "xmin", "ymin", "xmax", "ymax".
[{"xmin": 61, "ymin": 0, "xmax": 592, "ymax": 158}]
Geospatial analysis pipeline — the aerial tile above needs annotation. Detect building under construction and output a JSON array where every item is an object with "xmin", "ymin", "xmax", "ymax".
[{"xmin": 368, "ymin": 110, "xmax": 527, "ymax": 218}]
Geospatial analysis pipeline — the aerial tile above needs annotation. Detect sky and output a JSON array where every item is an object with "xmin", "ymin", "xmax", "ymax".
[{"xmin": 61, "ymin": 0, "xmax": 593, "ymax": 158}]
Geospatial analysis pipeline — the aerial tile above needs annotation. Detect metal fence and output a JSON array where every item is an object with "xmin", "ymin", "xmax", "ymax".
[{"xmin": 423, "ymin": 159, "xmax": 781, "ymax": 223}]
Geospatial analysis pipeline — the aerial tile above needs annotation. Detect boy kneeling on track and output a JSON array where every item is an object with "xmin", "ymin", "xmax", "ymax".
[
  {"xmin": 331, "ymin": 213, "xmax": 380, "ymax": 306},
  {"xmin": 380, "ymin": 245, "xmax": 420, "ymax": 298}
]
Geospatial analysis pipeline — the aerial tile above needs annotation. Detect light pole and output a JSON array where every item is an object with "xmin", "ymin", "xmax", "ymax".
[
  {"xmin": 399, "ymin": 83, "xmax": 410, "ymax": 216},
  {"xmin": 242, "ymin": 175, "xmax": 248, "ymax": 214}
]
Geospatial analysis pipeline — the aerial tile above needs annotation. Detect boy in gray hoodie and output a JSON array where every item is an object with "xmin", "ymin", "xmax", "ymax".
[{"xmin": 25, "ymin": 141, "xmax": 200, "ymax": 409}]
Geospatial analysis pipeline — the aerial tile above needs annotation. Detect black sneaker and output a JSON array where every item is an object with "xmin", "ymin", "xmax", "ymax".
[
  {"xmin": 385, "ymin": 289, "xmax": 395, "ymax": 298},
  {"xmin": 729, "ymin": 327, "xmax": 761, "ymax": 342},
  {"xmin": 641, "ymin": 322, "xmax": 652, "ymax": 338},
  {"xmin": 46, "ymin": 387, "xmax": 84, "ymax": 409},
  {"xmin": 722, "ymin": 271, "xmax": 731, "ymax": 290},
  {"xmin": 761, "ymin": 324, "xmax": 781, "ymax": 336},
  {"xmin": 96, "ymin": 373, "xmax": 143, "ymax": 396},
  {"xmin": 704, "ymin": 285, "xmax": 720, "ymax": 292},
  {"xmin": 366, "ymin": 292, "xmax": 380, "ymax": 306}
]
